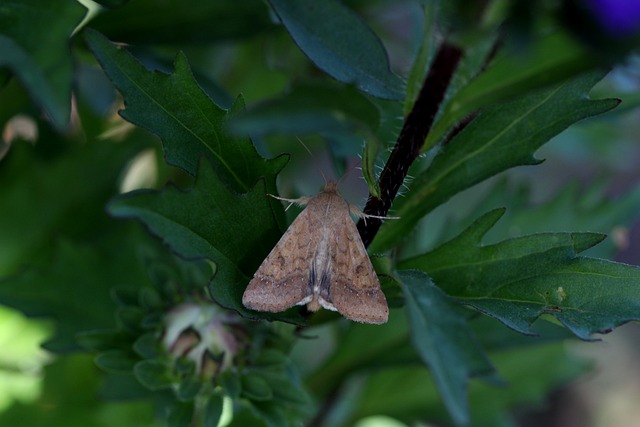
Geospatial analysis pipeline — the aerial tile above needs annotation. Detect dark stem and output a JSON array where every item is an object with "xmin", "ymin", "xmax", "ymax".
[
  {"xmin": 357, "ymin": 41, "xmax": 464, "ymax": 247},
  {"xmin": 306, "ymin": 383, "xmax": 342, "ymax": 427}
]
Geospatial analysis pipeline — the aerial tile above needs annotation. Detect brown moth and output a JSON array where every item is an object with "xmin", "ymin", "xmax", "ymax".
[{"xmin": 242, "ymin": 181, "xmax": 389, "ymax": 324}]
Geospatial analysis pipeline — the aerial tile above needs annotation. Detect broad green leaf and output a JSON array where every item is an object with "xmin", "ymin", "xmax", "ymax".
[
  {"xmin": 85, "ymin": 29, "xmax": 287, "ymax": 194},
  {"xmin": 107, "ymin": 160, "xmax": 301, "ymax": 322},
  {"xmin": 425, "ymin": 31, "xmax": 599, "ymax": 149},
  {"xmin": 400, "ymin": 209, "xmax": 640, "ymax": 340},
  {"xmin": 0, "ymin": 0, "xmax": 85, "ymax": 130},
  {"xmin": 89, "ymin": 0, "xmax": 273, "ymax": 44},
  {"xmin": 0, "ymin": 139, "xmax": 142, "ymax": 276},
  {"xmin": 348, "ymin": 343, "xmax": 587, "ymax": 427},
  {"xmin": 228, "ymin": 83, "xmax": 380, "ymax": 136},
  {"xmin": 400, "ymin": 270, "xmax": 494, "ymax": 426},
  {"xmin": 370, "ymin": 70, "xmax": 619, "ymax": 252},
  {"xmin": 0, "ymin": 354, "xmax": 155, "ymax": 427},
  {"xmin": 267, "ymin": 0, "xmax": 404, "ymax": 100},
  {"xmin": 0, "ymin": 237, "xmax": 151, "ymax": 352}
]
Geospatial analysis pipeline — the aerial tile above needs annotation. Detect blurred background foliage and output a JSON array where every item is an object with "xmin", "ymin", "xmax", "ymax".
[{"xmin": 1, "ymin": 0, "xmax": 640, "ymax": 426}]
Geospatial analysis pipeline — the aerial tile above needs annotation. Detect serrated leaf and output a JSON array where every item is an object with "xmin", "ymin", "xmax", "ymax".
[
  {"xmin": 228, "ymin": 83, "xmax": 380, "ymax": 136},
  {"xmin": 267, "ymin": 0, "xmax": 404, "ymax": 100},
  {"xmin": 85, "ymin": 29, "xmax": 287, "ymax": 194},
  {"xmin": 370, "ymin": 70, "xmax": 620, "ymax": 252},
  {"xmin": 425, "ymin": 31, "xmax": 599, "ymax": 149},
  {"xmin": 400, "ymin": 209, "xmax": 640, "ymax": 340},
  {"xmin": 107, "ymin": 160, "xmax": 302, "ymax": 322},
  {"xmin": 0, "ymin": 0, "xmax": 85, "ymax": 129},
  {"xmin": 400, "ymin": 270, "xmax": 494, "ymax": 426}
]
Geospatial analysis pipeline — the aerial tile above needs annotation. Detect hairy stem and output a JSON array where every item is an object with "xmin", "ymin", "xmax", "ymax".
[{"xmin": 357, "ymin": 41, "xmax": 463, "ymax": 247}]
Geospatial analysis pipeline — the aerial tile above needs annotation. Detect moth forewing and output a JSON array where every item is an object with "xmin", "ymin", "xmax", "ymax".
[{"xmin": 242, "ymin": 181, "xmax": 389, "ymax": 324}]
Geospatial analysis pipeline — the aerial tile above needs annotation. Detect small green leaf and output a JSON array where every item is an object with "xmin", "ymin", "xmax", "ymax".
[
  {"xmin": 371, "ymin": 70, "xmax": 619, "ymax": 252},
  {"xmin": 241, "ymin": 374, "xmax": 273, "ymax": 401},
  {"xmin": 203, "ymin": 395, "xmax": 224, "ymax": 427},
  {"xmin": 134, "ymin": 360, "xmax": 174, "ymax": 390},
  {"xmin": 267, "ymin": 0, "xmax": 404, "ymax": 100},
  {"xmin": 0, "ymin": 0, "xmax": 86, "ymax": 129},
  {"xmin": 116, "ymin": 306, "xmax": 146, "ymax": 333},
  {"xmin": 166, "ymin": 401, "xmax": 194, "ymax": 427},
  {"xmin": 176, "ymin": 376, "xmax": 202, "ymax": 401},
  {"xmin": 228, "ymin": 83, "xmax": 380, "ymax": 136},
  {"xmin": 133, "ymin": 332, "xmax": 162, "ymax": 359},
  {"xmin": 85, "ymin": 29, "xmax": 287, "ymax": 194},
  {"xmin": 76, "ymin": 330, "xmax": 133, "ymax": 352},
  {"xmin": 95, "ymin": 349, "xmax": 138, "ymax": 373},
  {"xmin": 400, "ymin": 270, "xmax": 494, "ymax": 426},
  {"xmin": 401, "ymin": 209, "xmax": 640, "ymax": 340}
]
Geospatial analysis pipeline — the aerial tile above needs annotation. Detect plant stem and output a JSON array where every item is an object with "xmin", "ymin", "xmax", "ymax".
[{"xmin": 357, "ymin": 41, "xmax": 463, "ymax": 248}]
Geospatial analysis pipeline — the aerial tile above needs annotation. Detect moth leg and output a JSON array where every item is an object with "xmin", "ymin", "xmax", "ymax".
[
  {"xmin": 269, "ymin": 194, "xmax": 312, "ymax": 211},
  {"xmin": 347, "ymin": 203, "xmax": 399, "ymax": 223}
]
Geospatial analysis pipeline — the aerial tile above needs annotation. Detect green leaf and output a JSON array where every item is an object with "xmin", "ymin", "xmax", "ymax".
[
  {"xmin": 267, "ymin": 0, "xmax": 404, "ymax": 100},
  {"xmin": 0, "ymin": 136, "xmax": 142, "ymax": 277},
  {"xmin": 348, "ymin": 343, "xmax": 587, "ymax": 427},
  {"xmin": 134, "ymin": 360, "xmax": 173, "ymax": 390},
  {"xmin": 228, "ymin": 83, "xmax": 380, "ymax": 136},
  {"xmin": 400, "ymin": 270, "xmax": 494, "ymax": 426},
  {"xmin": 455, "ymin": 177, "xmax": 640, "ymax": 259},
  {"xmin": 95, "ymin": 349, "xmax": 138, "ymax": 373},
  {"xmin": 370, "ymin": 70, "xmax": 619, "ymax": 252},
  {"xmin": 203, "ymin": 395, "xmax": 224, "ymax": 427},
  {"xmin": 403, "ymin": 1, "xmax": 439, "ymax": 116},
  {"xmin": 0, "ymin": 238, "xmax": 150, "ymax": 352},
  {"xmin": 241, "ymin": 375, "xmax": 273, "ymax": 401},
  {"xmin": 89, "ymin": 0, "xmax": 273, "ymax": 44},
  {"xmin": 107, "ymin": 160, "xmax": 301, "ymax": 322},
  {"xmin": 425, "ymin": 31, "xmax": 599, "ymax": 149},
  {"xmin": 166, "ymin": 401, "xmax": 194, "ymax": 427},
  {"xmin": 400, "ymin": 209, "xmax": 640, "ymax": 340},
  {"xmin": 85, "ymin": 29, "xmax": 287, "ymax": 194},
  {"xmin": 0, "ymin": 0, "xmax": 85, "ymax": 130}
]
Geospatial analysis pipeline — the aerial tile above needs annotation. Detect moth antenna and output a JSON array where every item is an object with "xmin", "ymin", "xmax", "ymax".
[{"xmin": 296, "ymin": 136, "xmax": 314, "ymax": 157}]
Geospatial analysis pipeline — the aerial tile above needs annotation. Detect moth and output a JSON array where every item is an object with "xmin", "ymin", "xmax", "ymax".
[{"xmin": 242, "ymin": 181, "xmax": 389, "ymax": 324}]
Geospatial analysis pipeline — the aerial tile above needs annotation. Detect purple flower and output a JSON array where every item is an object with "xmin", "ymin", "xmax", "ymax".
[{"xmin": 587, "ymin": 0, "xmax": 640, "ymax": 37}]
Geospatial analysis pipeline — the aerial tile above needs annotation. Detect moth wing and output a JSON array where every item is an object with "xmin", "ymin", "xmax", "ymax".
[
  {"xmin": 242, "ymin": 207, "xmax": 318, "ymax": 312},
  {"xmin": 327, "ymin": 215, "xmax": 388, "ymax": 324}
]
